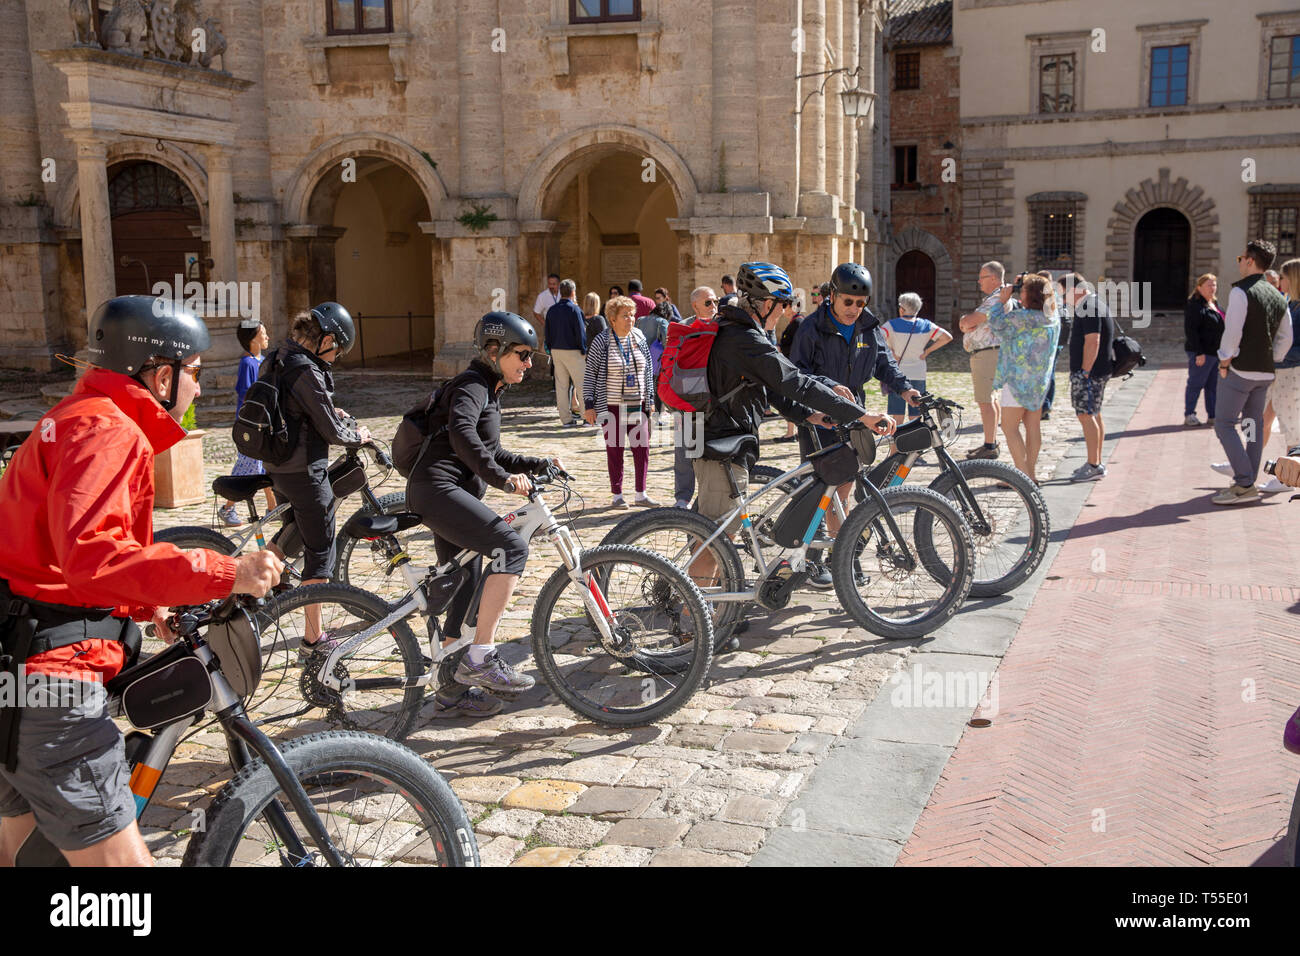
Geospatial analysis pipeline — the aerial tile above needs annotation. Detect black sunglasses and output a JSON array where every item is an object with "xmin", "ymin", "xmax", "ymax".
[{"xmin": 509, "ymin": 347, "xmax": 535, "ymax": 362}]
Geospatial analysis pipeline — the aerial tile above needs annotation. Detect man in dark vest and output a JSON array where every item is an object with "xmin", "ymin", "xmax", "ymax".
[{"xmin": 1212, "ymin": 238, "xmax": 1292, "ymax": 504}]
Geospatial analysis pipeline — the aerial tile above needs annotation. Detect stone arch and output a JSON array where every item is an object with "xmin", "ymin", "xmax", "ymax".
[
  {"xmin": 1104, "ymin": 167, "xmax": 1219, "ymax": 287},
  {"xmin": 887, "ymin": 225, "xmax": 956, "ymax": 323},
  {"xmin": 55, "ymin": 141, "xmax": 209, "ymax": 230},
  {"xmin": 281, "ymin": 132, "xmax": 446, "ymax": 225},
  {"xmin": 517, "ymin": 124, "xmax": 699, "ymax": 223}
]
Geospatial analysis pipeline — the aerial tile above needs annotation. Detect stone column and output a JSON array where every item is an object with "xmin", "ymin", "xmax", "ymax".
[
  {"xmin": 843, "ymin": 0, "xmax": 859, "ymax": 211},
  {"xmin": 800, "ymin": 0, "xmax": 827, "ymax": 198},
  {"xmin": 206, "ymin": 144, "xmax": 238, "ymax": 282},
  {"xmin": 757, "ymin": 0, "xmax": 801, "ymax": 218},
  {"xmin": 69, "ymin": 131, "xmax": 115, "ymax": 320},
  {"xmin": 824, "ymin": 0, "xmax": 843, "ymax": 204},
  {"xmin": 712, "ymin": 0, "xmax": 758, "ymax": 192},
  {"xmin": 456, "ymin": 0, "xmax": 505, "ymax": 196},
  {"xmin": 856, "ymin": 3, "xmax": 878, "ymax": 217}
]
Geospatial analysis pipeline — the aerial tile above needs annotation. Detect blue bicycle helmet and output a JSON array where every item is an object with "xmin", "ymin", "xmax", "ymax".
[{"xmin": 736, "ymin": 262, "xmax": 796, "ymax": 304}]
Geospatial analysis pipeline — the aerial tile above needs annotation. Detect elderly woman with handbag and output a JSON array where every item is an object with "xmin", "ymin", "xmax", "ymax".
[
  {"xmin": 986, "ymin": 274, "xmax": 1060, "ymax": 484},
  {"xmin": 583, "ymin": 295, "xmax": 658, "ymax": 508}
]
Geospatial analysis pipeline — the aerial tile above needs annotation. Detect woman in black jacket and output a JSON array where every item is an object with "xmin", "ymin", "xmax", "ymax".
[
  {"xmin": 407, "ymin": 311, "xmax": 561, "ymax": 716},
  {"xmin": 1184, "ymin": 273, "xmax": 1223, "ymax": 426}
]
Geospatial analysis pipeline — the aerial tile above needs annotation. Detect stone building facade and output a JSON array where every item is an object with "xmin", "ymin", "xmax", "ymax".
[
  {"xmin": 880, "ymin": 0, "xmax": 961, "ymax": 326},
  {"xmin": 0, "ymin": 0, "xmax": 890, "ymax": 395},
  {"xmin": 953, "ymin": 0, "xmax": 1300, "ymax": 349}
]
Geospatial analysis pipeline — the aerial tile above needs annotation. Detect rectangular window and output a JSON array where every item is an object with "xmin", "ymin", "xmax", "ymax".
[
  {"xmin": 895, "ymin": 51, "xmax": 920, "ymax": 91},
  {"xmin": 570, "ymin": 0, "xmax": 641, "ymax": 23},
  {"xmin": 1038, "ymin": 54, "xmax": 1075, "ymax": 113},
  {"xmin": 893, "ymin": 146, "xmax": 919, "ymax": 188},
  {"xmin": 1034, "ymin": 207, "xmax": 1076, "ymax": 271},
  {"xmin": 1149, "ymin": 44, "xmax": 1190, "ymax": 107},
  {"xmin": 1264, "ymin": 207, "xmax": 1299, "ymax": 258},
  {"xmin": 327, "ymin": 0, "xmax": 392, "ymax": 34},
  {"xmin": 1268, "ymin": 35, "xmax": 1300, "ymax": 99}
]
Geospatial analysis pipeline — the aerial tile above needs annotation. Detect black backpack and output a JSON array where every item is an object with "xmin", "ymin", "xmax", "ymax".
[
  {"xmin": 232, "ymin": 353, "xmax": 312, "ymax": 466},
  {"xmin": 391, "ymin": 368, "xmax": 483, "ymax": 478},
  {"xmin": 1110, "ymin": 317, "xmax": 1147, "ymax": 379}
]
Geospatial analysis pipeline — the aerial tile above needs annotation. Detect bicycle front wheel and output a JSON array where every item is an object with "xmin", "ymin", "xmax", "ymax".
[
  {"xmin": 928, "ymin": 459, "xmax": 1049, "ymax": 597},
  {"xmin": 831, "ymin": 486, "xmax": 974, "ymax": 640},
  {"xmin": 531, "ymin": 544, "xmax": 714, "ymax": 727},
  {"xmin": 183, "ymin": 731, "xmax": 477, "ymax": 867},
  {"xmin": 251, "ymin": 583, "xmax": 425, "ymax": 742}
]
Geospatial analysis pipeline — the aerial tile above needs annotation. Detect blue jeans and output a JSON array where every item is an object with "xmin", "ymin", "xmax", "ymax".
[
  {"xmin": 1041, "ymin": 353, "xmax": 1059, "ymax": 412},
  {"xmin": 887, "ymin": 379, "xmax": 924, "ymax": 417},
  {"xmin": 1185, "ymin": 351, "xmax": 1217, "ymax": 418}
]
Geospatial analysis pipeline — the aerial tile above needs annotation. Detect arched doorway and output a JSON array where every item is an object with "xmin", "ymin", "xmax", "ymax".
[
  {"xmin": 895, "ymin": 250, "xmax": 937, "ymax": 320},
  {"xmin": 1133, "ymin": 207, "xmax": 1191, "ymax": 308},
  {"xmin": 303, "ymin": 157, "xmax": 436, "ymax": 366},
  {"xmin": 108, "ymin": 161, "xmax": 202, "ymax": 294},
  {"xmin": 541, "ymin": 150, "xmax": 681, "ymax": 306}
]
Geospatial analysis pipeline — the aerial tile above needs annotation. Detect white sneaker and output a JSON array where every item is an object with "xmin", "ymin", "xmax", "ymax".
[
  {"xmin": 634, "ymin": 493, "xmax": 659, "ymax": 507},
  {"xmin": 1259, "ymin": 476, "xmax": 1289, "ymax": 494},
  {"xmin": 1183, "ymin": 414, "xmax": 1202, "ymax": 427},
  {"xmin": 1210, "ymin": 461, "xmax": 1233, "ymax": 476},
  {"xmin": 611, "ymin": 495, "xmax": 629, "ymax": 509},
  {"xmin": 674, "ymin": 499, "xmax": 692, "ymax": 509}
]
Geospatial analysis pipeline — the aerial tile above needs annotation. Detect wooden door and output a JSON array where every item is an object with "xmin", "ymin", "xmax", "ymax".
[
  {"xmin": 1134, "ymin": 208, "xmax": 1191, "ymax": 309},
  {"xmin": 895, "ymin": 250, "xmax": 937, "ymax": 319}
]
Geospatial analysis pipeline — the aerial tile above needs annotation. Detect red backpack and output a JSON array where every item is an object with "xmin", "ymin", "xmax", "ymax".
[{"xmin": 658, "ymin": 318, "xmax": 719, "ymax": 412}]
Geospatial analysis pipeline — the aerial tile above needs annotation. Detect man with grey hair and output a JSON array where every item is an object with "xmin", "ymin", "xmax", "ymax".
[
  {"xmin": 958, "ymin": 261, "xmax": 1008, "ymax": 458},
  {"xmin": 671, "ymin": 286, "xmax": 718, "ymax": 507},
  {"xmin": 544, "ymin": 278, "xmax": 588, "ymax": 426}
]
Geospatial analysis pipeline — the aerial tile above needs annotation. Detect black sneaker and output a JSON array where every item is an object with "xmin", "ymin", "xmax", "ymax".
[{"xmin": 965, "ymin": 444, "xmax": 999, "ymax": 460}]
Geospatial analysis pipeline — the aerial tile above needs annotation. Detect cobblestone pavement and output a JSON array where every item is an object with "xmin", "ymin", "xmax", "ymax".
[{"xmin": 141, "ymin": 366, "xmax": 1115, "ymax": 866}]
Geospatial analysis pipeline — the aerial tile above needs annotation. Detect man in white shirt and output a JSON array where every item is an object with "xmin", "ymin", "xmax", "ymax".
[
  {"xmin": 1211, "ymin": 238, "xmax": 1292, "ymax": 504},
  {"xmin": 958, "ymin": 261, "xmax": 1007, "ymax": 459},
  {"xmin": 534, "ymin": 272, "xmax": 561, "ymax": 387}
]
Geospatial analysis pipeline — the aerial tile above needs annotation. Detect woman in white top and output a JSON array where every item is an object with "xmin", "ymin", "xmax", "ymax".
[{"xmin": 883, "ymin": 293, "xmax": 953, "ymax": 425}]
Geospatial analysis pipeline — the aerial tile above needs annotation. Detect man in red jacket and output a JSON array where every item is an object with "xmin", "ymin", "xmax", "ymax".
[{"xmin": 0, "ymin": 295, "xmax": 281, "ymax": 867}]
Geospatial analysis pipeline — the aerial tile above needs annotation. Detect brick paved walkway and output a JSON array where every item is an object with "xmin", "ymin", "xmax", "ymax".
[{"xmin": 900, "ymin": 367, "xmax": 1300, "ymax": 866}]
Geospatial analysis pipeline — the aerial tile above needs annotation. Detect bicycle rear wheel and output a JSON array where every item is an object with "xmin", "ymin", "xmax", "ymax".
[
  {"xmin": 597, "ymin": 507, "xmax": 746, "ymax": 650},
  {"xmin": 831, "ymin": 486, "xmax": 974, "ymax": 639},
  {"xmin": 928, "ymin": 459, "xmax": 1049, "ymax": 597},
  {"xmin": 251, "ymin": 583, "xmax": 424, "ymax": 741},
  {"xmin": 531, "ymin": 544, "xmax": 714, "ymax": 726},
  {"xmin": 183, "ymin": 731, "xmax": 477, "ymax": 867}
]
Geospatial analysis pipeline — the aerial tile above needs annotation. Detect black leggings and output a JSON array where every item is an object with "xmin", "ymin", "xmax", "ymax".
[
  {"xmin": 270, "ymin": 464, "xmax": 338, "ymax": 580},
  {"xmin": 407, "ymin": 481, "xmax": 529, "ymax": 639}
]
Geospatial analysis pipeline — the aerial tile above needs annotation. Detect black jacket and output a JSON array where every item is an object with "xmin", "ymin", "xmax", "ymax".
[
  {"xmin": 414, "ymin": 360, "xmax": 547, "ymax": 498},
  {"xmin": 703, "ymin": 303, "xmax": 865, "ymax": 448},
  {"xmin": 788, "ymin": 302, "xmax": 913, "ymax": 401},
  {"xmin": 1183, "ymin": 293, "xmax": 1223, "ymax": 356},
  {"xmin": 262, "ymin": 340, "xmax": 363, "ymax": 473}
]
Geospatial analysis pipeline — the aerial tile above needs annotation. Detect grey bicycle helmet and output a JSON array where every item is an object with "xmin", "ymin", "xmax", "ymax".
[{"xmin": 474, "ymin": 311, "xmax": 539, "ymax": 374}]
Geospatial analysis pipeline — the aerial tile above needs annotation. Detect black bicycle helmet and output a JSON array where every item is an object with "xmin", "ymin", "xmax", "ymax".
[
  {"xmin": 474, "ymin": 311, "xmax": 539, "ymax": 352},
  {"xmin": 736, "ymin": 262, "xmax": 795, "ymax": 304},
  {"xmin": 310, "ymin": 301, "xmax": 356, "ymax": 356},
  {"xmin": 830, "ymin": 262, "xmax": 872, "ymax": 300},
  {"xmin": 86, "ymin": 295, "xmax": 210, "ymax": 411}
]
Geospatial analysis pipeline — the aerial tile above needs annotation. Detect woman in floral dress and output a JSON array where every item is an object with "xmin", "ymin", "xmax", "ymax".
[{"xmin": 987, "ymin": 273, "xmax": 1059, "ymax": 484}]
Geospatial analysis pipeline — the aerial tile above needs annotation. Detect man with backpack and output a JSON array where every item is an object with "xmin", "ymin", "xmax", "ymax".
[{"xmin": 668, "ymin": 262, "xmax": 894, "ymax": 559}]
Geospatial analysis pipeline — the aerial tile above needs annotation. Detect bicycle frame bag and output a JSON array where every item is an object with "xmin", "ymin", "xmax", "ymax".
[
  {"xmin": 893, "ymin": 418, "xmax": 935, "ymax": 455},
  {"xmin": 328, "ymin": 453, "xmax": 367, "ymax": 498},
  {"xmin": 203, "ymin": 604, "xmax": 263, "ymax": 699},
  {"xmin": 771, "ymin": 479, "xmax": 831, "ymax": 548},
  {"xmin": 809, "ymin": 441, "xmax": 861, "ymax": 486},
  {"xmin": 113, "ymin": 644, "xmax": 212, "ymax": 731}
]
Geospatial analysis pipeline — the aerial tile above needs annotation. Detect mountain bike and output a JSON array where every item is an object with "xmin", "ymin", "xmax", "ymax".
[
  {"xmin": 601, "ymin": 424, "xmax": 975, "ymax": 647},
  {"xmin": 248, "ymin": 465, "xmax": 714, "ymax": 739},
  {"xmin": 13, "ymin": 595, "xmax": 477, "ymax": 867},
  {"xmin": 753, "ymin": 394, "xmax": 1049, "ymax": 597}
]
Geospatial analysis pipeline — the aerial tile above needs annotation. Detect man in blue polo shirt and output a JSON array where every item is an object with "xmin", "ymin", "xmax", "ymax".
[{"xmin": 545, "ymin": 279, "xmax": 588, "ymax": 426}]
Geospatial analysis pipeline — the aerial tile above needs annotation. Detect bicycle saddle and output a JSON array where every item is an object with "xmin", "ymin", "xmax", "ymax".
[
  {"xmin": 343, "ymin": 511, "xmax": 425, "ymax": 540},
  {"xmin": 701, "ymin": 434, "xmax": 759, "ymax": 464},
  {"xmin": 211, "ymin": 474, "xmax": 275, "ymax": 501}
]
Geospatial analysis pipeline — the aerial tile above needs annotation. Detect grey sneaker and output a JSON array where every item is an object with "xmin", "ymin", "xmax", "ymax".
[
  {"xmin": 966, "ymin": 444, "xmax": 998, "ymax": 460},
  {"xmin": 1071, "ymin": 463, "xmax": 1106, "ymax": 482},
  {"xmin": 434, "ymin": 683, "xmax": 504, "ymax": 717},
  {"xmin": 298, "ymin": 631, "xmax": 344, "ymax": 663},
  {"xmin": 453, "ymin": 648, "xmax": 536, "ymax": 695},
  {"xmin": 1211, "ymin": 483, "xmax": 1260, "ymax": 505}
]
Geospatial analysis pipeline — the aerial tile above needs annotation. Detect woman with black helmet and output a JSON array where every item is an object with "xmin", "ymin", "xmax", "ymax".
[
  {"xmin": 261, "ymin": 302, "xmax": 371, "ymax": 653},
  {"xmin": 406, "ymin": 311, "xmax": 563, "ymax": 717}
]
